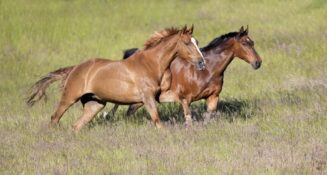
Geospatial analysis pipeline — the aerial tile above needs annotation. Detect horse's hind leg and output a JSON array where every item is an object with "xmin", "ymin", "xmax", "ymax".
[
  {"xmin": 72, "ymin": 97, "xmax": 106, "ymax": 131},
  {"xmin": 126, "ymin": 102, "xmax": 144, "ymax": 116},
  {"xmin": 50, "ymin": 92, "xmax": 79, "ymax": 125},
  {"xmin": 105, "ymin": 104, "xmax": 119, "ymax": 120}
]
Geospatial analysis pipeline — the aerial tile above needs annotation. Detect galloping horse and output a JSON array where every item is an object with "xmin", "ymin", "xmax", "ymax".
[
  {"xmin": 115, "ymin": 26, "xmax": 262, "ymax": 124},
  {"xmin": 27, "ymin": 26, "xmax": 205, "ymax": 130}
]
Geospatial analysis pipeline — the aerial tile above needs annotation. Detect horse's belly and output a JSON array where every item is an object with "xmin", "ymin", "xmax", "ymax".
[
  {"xmin": 88, "ymin": 65, "xmax": 142, "ymax": 103},
  {"xmin": 91, "ymin": 79, "xmax": 141, "ymax": 103}
]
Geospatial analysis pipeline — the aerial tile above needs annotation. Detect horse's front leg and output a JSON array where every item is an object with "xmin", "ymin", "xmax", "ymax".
[
  {"xmin": 204, "ymin": 95, "xmax": 219, "ymax": 123},
  {"xmin": 143, "ymin": 95, "xmax": 162, "ymax": 128},
  {"xmin": 160, "ymin": 69, "xmax": 172, "ymax": 92},
  {"xmin": 181, "ymin": 99, "xmax": 192, "ymax": 126}
]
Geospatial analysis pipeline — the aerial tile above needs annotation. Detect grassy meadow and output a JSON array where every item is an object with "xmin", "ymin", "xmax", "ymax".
[{"xmin": 1, "ymin": 0, "xmax": 327, "ymax": 174}]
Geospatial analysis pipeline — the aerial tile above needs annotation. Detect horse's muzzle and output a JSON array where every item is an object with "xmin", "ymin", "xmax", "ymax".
[
  {"xmin": 252, "ymin": 60, "xmax": 262, "ymax": 70},
  {"xmin": 196, "ymin": 59, "xmax": 206, "ymax": 70}
]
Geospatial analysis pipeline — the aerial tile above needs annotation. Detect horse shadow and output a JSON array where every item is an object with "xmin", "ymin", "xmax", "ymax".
[
  {"xmin": 190, "ymin": 99, "xmax": 253, "ymax": 122},
  {"xmin": 90, "ymin": 98, "xmax": 253, "ymax": 127}
]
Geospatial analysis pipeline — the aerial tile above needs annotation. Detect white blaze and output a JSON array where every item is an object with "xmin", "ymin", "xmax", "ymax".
[{"xmin": 191, "ymin": 37, "xmax": 204, "ymax": 59}]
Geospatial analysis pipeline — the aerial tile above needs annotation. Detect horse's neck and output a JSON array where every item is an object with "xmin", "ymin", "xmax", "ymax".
[
  {"xmin": 204, "ymin": 46, "xmax": 234, "ymax": 78},
  {"xmin": 146, "ymin": 38, "xmax": 179, "ymax": 74}
]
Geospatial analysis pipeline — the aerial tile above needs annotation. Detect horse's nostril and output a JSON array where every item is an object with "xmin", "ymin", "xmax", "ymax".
[{"xmin": 255, "ymin": 61, "xmax": 261, "ymax": 68}]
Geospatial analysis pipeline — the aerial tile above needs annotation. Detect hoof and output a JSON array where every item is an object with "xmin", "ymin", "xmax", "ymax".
[
  {"xmin": 203, "ymin": 112, "xmax": 213, "ymax": 125},
  {"xmin": 155, "ymin": 122, "xmax": 163, "ymax": 128},
  {"xmin": 72, "ymin": 124, "xmax": 82, "ymax": 132},
  {"xmin": 48, "ymin": 121, "xmax": 59, "ymax": 128},
  {"xmin": 102, "ymin": 112, "xmax": 110, "ymax": 120},
  {"xmin": 184, "ymin": 119, "xmax": 193, "ymax": 128}
]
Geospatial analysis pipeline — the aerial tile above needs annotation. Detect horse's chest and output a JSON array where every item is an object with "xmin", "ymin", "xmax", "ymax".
[{"xmin": 197, "ymin": 78, "xmax": 223, "ymax": 99}]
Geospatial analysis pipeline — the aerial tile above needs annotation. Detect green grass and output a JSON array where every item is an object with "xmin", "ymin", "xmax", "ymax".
[{"xmin": 1, "ymin": 0, "xmax": 327, "ymax": 174}]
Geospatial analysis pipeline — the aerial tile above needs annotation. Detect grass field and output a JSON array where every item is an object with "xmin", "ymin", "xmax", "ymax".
[{"xmin": 1, "ymin": 0, "xmax": 327, "ymax": 174}]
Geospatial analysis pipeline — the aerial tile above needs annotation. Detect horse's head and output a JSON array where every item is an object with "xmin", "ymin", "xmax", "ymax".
[
  {"xmin": 176, "ymin": 25, "xmax": 205, "ymax": 70},
  {"xmin": 233, "ymin": 26, "xmax": 262, "ymax": 69}
]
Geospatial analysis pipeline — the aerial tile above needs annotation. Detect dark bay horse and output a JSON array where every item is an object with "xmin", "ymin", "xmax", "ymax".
[
  {"xmin": 27, "ymin": 26, "xmax": 205, "ymax": 130},
  {"xmin": 115, "ymin": 26, "xmax": 262, "ymax": 124}
]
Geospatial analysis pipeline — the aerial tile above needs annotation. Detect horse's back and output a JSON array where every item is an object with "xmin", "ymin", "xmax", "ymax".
[{"xmin": 64, "ymin": 58, "xmax": 123, "ymax": 93}]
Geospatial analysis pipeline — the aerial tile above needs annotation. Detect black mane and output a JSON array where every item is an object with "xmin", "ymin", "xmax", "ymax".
[
  {"xmin": 200, "ymin": 32, "xmax": 240, "ymax": 52},
  {"xmin": 123, "ymin": 48, "xmax": 138, "ymax": 59}
]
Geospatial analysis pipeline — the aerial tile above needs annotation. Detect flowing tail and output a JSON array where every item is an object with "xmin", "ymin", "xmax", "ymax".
[{"xmin": 26, "ymin": 66, "xmax": 75, "ymax": 106}]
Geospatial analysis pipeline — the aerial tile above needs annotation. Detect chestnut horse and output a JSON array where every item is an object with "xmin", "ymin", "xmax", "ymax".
[
  {"xmin": 113, "ymin": 26, "xmax": 262, "ymax": 124},
  {"xmin": 26, "ymin": 26, "xmax": 205, "ymax": 130}
]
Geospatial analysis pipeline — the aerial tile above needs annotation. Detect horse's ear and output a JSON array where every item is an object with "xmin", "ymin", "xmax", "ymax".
[
  {"xmin": 189, "ymin": 24, "xmax": 194, "ymax": 34},
  {"xmin": 239, "ymin": 26, "xmax": 244, "ymax": 33},
  {"xmin": 181, "ymin": 25, "xmax": 187, "ymax": 34},
  {"xmin": 245, "ymin": 25, "xmax": 249, "ymax": 35},
  {"xmin": 237, "ymin": 26, "xmax": 245, "ymax": 38}
]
